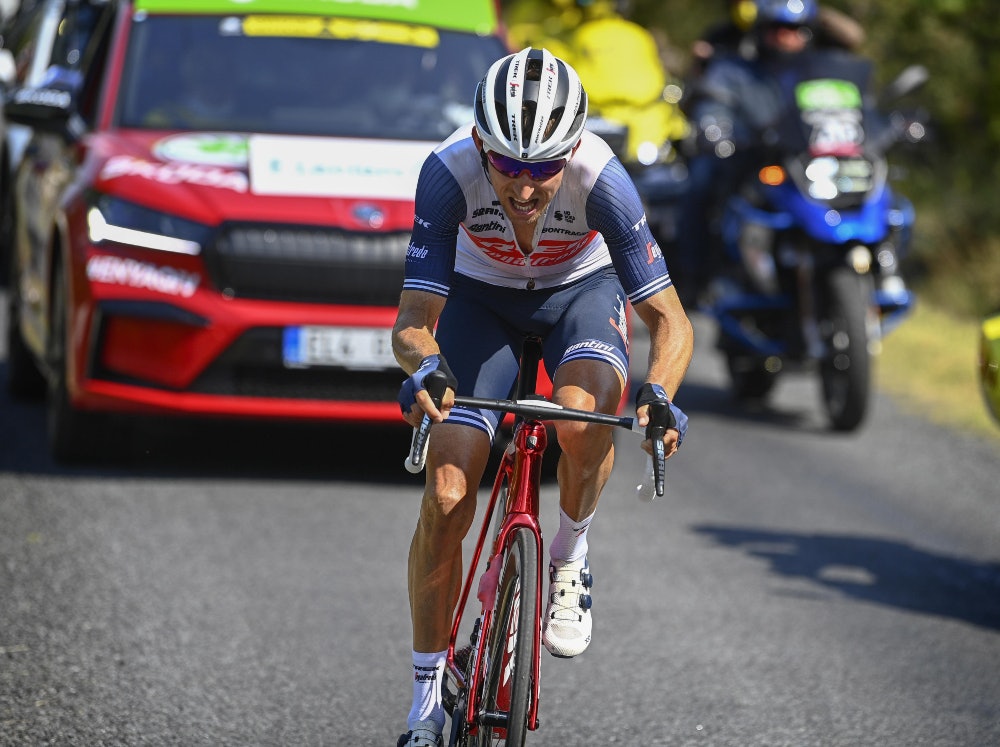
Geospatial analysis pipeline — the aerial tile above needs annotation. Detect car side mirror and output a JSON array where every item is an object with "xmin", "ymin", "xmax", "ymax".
[{"xmin": 3, "ymin": 65, "xmax": 84, "ymax": 139}]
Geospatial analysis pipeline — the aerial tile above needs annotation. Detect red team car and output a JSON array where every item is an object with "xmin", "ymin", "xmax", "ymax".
[{"xmin": 3, "ymin": 0, "xmax": 508, "ymax": 460}]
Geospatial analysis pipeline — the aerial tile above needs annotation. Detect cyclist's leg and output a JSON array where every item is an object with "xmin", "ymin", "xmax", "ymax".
[
  {"xmin": 409, "ymin": 275, "xmax": 523, "ymax": 653},
  {"xmin": 403, "ymin": 279, "xmax": 523, "ymax": 738},
  {"xmin": 551, "ymin": 358, "xmax": 624, "ymax": 521},
  {"xmin": 409, "ymin": 423, "xmax": 491, "ymax": 654},
  {"xmin": 539, "ymin": 271, "xmax": 628, "ymax": 658},
  {"xmin": 544, "ymin": 270, "xmax": 629, "ymax": 523}
]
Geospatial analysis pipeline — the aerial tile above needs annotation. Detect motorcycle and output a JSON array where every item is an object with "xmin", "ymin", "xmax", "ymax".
[{"xmin": 690, "ymin": 54, "xmax": 927, "ymax": 430}]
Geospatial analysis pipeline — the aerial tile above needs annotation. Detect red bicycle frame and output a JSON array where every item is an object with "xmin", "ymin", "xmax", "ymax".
[{"xmin": 446, "ymin": 416, "xmax": 548, "ymax": 735}]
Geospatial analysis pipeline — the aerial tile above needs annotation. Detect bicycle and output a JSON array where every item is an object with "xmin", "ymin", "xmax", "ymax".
[{"xmin": 404, "ymin": 337, "xmax": 671, "ymax": 746}]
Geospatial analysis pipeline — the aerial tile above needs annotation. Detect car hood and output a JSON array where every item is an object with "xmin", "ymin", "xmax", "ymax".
[{"xmin": 86, "ymin": 130, "xmax": 438, "ymax": 231}]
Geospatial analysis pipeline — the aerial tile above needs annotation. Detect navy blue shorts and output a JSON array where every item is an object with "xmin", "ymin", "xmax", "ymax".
[{"xmin": 436, "ymin": 267, "xmax": 630, "ymax": 439}]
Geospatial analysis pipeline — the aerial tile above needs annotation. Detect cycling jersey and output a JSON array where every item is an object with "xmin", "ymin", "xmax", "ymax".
[{"xmin": 403, "ymin": 125, "xmax": 672, "ymax": 304}]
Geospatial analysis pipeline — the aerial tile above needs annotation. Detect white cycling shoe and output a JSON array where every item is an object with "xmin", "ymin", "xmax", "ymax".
[
  {"xmin": 542, "ymin": 556, "xmax": 593, "ymax": 658},
  {"xmin": 396, "ymin": 719, "xmax": 443, "ymax": 747}
]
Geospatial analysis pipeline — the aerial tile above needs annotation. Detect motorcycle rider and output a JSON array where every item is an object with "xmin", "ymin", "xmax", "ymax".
[
  {"xmin": 688, "ymin": 0, "xmax": 865, "ymax": 79},
  {"xmin": 673, "ymin": 0, "xmax": 824, "ymax": 303}
]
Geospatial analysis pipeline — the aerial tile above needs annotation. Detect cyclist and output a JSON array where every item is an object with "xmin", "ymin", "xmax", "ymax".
[{"xmin": 392, "ymin": 47, "xmax": 693, "ymax": 746}]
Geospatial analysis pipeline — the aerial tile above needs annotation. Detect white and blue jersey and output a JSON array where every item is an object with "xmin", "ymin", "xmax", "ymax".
[
  {"xmin": 404, "ymin": 125, "xmax": 671, "ymax": 302},
  {"xmin": 403, "ymin": 125, "xmax": 674, "ymax": 437}
]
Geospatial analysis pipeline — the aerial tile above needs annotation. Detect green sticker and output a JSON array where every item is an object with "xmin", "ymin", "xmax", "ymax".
[
  {"xmin": 134, "ymin": 0, "xmax": 498, "ymax": 35},
  {"xmin": 796, "ymin": 79, "xmax": 862, "ymax": 111}
]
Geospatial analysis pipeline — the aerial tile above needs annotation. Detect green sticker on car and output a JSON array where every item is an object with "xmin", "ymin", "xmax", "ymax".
[{"xmin": 133, "ymin": 0, "xmax": 499, "ymax": 35}]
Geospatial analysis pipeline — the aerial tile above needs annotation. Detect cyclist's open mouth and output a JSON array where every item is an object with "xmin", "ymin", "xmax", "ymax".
[{"xmin": 509, "ymin": 197, "xmax": 538, "ymax": 217}]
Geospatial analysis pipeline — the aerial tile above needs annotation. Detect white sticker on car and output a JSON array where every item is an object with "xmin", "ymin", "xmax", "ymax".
[
  {"xmin": 100, "ymin": 154, "xmax": 249, "ymax": 192},
  {"xmin": 248, "ymin": 135, "xmax": 434, "ymax": 199},
  {"xmin": 86, "ymin": 255, "xmax": 201, "ymax": 298}
]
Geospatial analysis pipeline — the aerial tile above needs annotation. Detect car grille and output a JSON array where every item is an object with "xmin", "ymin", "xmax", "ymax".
[
  {"xmin": 205, "ymin": 223, "xmax": 409, "ymax": 305},
  {"xmin": 187, "ymin": 327, "xmax": 399, "ymax": 400},
  {"xmin": 191, "ymin": 362, "xmax": 402, "ymax": 401}
]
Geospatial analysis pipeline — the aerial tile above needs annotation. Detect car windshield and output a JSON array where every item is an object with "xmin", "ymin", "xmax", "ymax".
[{"xmin": 115, "ymin": 14, "xmax": 507, "ymax": 140}]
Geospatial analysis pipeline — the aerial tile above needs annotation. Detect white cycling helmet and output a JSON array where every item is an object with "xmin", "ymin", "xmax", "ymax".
[{"xmin": 474, "ymin": 47, "xmax": 588, "ymax": 161}]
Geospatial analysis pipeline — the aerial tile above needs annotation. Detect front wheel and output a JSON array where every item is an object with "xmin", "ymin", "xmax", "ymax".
[
  {"xmin": 819, "ymin": 268, "xmax": 873, "ymax": 431},
  {"xmin": 6, "ymin": 244, "xmax": 46, "ymax": 399},
  {"xmin": 471, "ymin": 527, "xmax": 538, "ymax": 747},
  {"xmin": 47, "ymin": 259, "xmax": 109, "ymax": 462}
]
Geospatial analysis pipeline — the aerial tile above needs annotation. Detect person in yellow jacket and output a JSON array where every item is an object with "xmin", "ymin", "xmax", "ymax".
[
  {"xmin": 981, "ymin": 311, "xmax": 1000, "ymax": 425},
  {"xmin": 504, "ymin": 0, "xmax": 576, "ymax": 60},
  {"xmin": 504, "ymin": 0, "xmax": 688, "ymax": 164}
]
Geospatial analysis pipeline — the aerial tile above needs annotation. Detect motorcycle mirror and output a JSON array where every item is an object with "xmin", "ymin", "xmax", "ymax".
[{"xmin": 882, "ymin": 64, "xmax": 930, "ymax": 103}]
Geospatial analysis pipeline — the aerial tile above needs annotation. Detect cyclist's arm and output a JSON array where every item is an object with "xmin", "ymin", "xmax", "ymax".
[
  {"xmin": 632, "ymin": 286, "xmax": 692, "ymax": 459},
  {"xmin": 584, "ymin": 155, "xmax": 693, "ymax": 442},
  {"xmin": 584, "ymin": 156, "xmax": 694, "ymax": 400},
  {"xmin": 393, "ymin": 290, "xmax": 453, "ymax": 425},
  {"xmin": 393, "ymin": 290, "xmax": 445, "ymax": 376},
  {"xmin": 393, "ymin": 151, "xmax": 466, "ymax": 424},
  {"xmin": 633, "ymin": 287, "xmax": 693, "ymax": 407}
]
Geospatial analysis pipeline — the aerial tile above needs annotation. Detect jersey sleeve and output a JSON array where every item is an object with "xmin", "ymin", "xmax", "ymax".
[
  {"xmin": 585, "ymin": 157, "xmax": 673, "ymax": 305},
  {"xmin": 402, "ymin": 153, "xmax": 467, "ymax": 298}
]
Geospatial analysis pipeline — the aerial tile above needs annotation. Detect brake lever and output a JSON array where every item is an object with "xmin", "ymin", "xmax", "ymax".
[
  {"xmin": 405, "ymin": 369, "xmax": 449, "ymax": 473},
  {"xmin": 645, "ymin": 400, "xmax": 670, "ymax": 498}
]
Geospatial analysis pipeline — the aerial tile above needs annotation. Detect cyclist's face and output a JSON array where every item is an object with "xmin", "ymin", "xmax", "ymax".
[
  {"xmin": 489, "ymin": 163, "xmax": 565, "ymax": 227},
  {"xmin": 473, "ymin": 128, "xmax": 573, "ymax": 227}
]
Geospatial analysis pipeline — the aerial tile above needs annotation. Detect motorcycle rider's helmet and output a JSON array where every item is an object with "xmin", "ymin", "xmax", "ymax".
[
  {"xmin": 753, "ymin": 0, "xmax": 818, "ymax": 26},
  {"xmin": 752, "ymin": 0, "xmax": 817, "ymax": 56},
  {"xmin": 474, "ymin": 47, "xmax": 588, "ymax": 161}
]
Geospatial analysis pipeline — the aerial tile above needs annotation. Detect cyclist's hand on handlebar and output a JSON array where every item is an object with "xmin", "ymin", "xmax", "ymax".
[
  {"xmin": 398, "ymin": 354, "xmax": 458, "ymax": 427},
  {"xmin": 635, "ymin": 383, "xmax": 688, "ymax": 458}
]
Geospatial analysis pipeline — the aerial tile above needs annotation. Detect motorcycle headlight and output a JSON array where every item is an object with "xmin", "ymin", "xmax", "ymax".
[
  {"xmin": 803, "ymin": 156, "xmax": 874, "ymax": 200},
  {"xmin": 87, "ymin": 195, "xmax": 211, "ymax": 256}
]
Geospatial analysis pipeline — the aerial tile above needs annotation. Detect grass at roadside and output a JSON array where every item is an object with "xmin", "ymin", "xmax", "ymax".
[{"xmin": 877, "ymin": 301, "xmax": 999, "ymax": 444}]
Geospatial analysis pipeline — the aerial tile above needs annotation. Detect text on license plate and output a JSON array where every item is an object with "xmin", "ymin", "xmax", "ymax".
[{"xmin": 283, "ymin": 326, "xmax": 396, "ymax": 370}]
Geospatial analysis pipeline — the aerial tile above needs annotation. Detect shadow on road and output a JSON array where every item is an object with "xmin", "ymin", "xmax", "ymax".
[
  {"xmin": 670, "ymin": 378, "xmax": 846, "ymax": 434},
  {"xmin": 694, "ymin": 524, "xmax": 1000, "ymax": 632},
  {"xmin": 0, "ymin": 363, "xmax": 418, "ymax": 484}
]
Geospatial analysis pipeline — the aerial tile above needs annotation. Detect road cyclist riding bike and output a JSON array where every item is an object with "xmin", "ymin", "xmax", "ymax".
[
  {"xmin": 404, "ymin": 336, "xmax": 676, "ymax": 745},
  {"xmin": 392, "ymin": 47, "xmax": 694, "ymax": 746}
]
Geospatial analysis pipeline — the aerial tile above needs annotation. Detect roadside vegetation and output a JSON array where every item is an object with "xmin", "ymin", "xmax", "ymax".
[{"xmin": 878, "ymin": 303, "xmax": 998, "ymax": 443}]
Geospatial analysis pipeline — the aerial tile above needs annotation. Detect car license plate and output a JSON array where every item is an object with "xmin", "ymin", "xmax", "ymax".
[{"xmin": 283, "ymin": 326, "xmax": 396, "ymax": 370}]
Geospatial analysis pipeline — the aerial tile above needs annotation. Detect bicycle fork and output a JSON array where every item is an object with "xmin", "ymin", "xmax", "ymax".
[{"xmin": 447, "ymin": 419, "xmax": 549, "ymax": 735}]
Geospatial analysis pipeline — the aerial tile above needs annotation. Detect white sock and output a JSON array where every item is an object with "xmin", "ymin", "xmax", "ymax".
[
  {"xmin": 407, "ymin": 650, "xmax": 446, "ymax": 731},
  {"xmin": 548, "ymin": 508, "xmax": 595, "ymax": 564}
]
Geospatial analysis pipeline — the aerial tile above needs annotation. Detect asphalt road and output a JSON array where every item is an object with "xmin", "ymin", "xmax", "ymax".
[{"xmin": 1, "ymin": 298, "xmax": 999, "ymax": 746}]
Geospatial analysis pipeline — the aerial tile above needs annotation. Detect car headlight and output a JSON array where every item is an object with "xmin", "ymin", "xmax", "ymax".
[{"xmin": 87, "ymin": 195, "xmax": 211, "ymax": 256}]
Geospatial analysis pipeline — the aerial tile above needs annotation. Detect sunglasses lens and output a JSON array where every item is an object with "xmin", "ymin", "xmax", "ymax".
[{"xmin": 487, "ymin": 151, "xmax": 566, "ymax": 180}]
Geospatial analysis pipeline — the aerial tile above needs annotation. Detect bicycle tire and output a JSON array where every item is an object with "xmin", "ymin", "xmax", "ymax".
[{"xmin": 472, "ymin": 526, "xmax": 538, "ymax": 746}]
